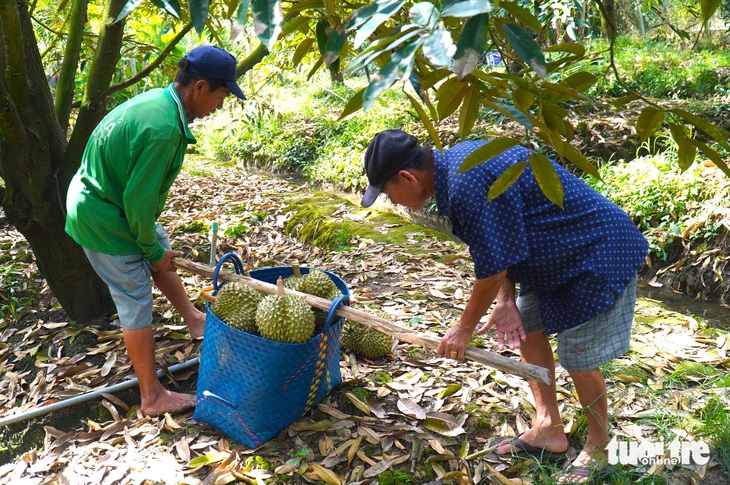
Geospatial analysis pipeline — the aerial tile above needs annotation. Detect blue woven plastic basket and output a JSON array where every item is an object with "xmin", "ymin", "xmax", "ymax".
[{"xmin": 194, "ymin": 253, "xmax": 349, "ymax": 448}]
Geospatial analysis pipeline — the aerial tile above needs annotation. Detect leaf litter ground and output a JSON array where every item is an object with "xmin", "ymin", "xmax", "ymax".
[{"xmin": 0, "ymin": 164, "xmax": 728, "ymax": 484}]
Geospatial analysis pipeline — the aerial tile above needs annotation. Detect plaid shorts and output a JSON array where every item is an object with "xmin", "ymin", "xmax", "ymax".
[
  {"xmin": 82, "ymin": 224, "xmax": 171, "ymax": 330},
  {"xmin": 517, "ymin": 276, "xmax": 638, "ymax": 372}
]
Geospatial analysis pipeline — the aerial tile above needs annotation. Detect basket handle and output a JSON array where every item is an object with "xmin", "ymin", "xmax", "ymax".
[
  {"xmin": 322, "ymin": 294, "xmax": 350, "ymax": 333},
  {"xmin": 212, "ymin": 252, "xmax": 244, "ymax": 293}
]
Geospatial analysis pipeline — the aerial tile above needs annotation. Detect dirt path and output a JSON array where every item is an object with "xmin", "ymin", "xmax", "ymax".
[{"xmin": 0, "ymin": 163, "xmax": 728, "ymax": 484}]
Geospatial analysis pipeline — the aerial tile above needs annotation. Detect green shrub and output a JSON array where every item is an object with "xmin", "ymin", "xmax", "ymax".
[
  {"xmin": 584, "ymin": 37, "xmax": 730, "ymax": 100},
  {"xmin": 586, "ymin": 153, "xmax": 728, "ymax": 261}
]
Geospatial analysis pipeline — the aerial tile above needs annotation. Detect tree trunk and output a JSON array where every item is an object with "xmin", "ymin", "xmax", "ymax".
[
  {"xmin": 597, "ymin": 0, "xmax": 617, "ymax": 40},
  {"xmin": 0, "ymin": 0, "xmax": 114, "ymax": 324}
]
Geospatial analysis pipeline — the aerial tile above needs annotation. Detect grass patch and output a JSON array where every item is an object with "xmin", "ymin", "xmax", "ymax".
[
  {"xmin": 585, "ymin": 36, "xmax": 730, "ymax": 100},
  {"xmin": 281, "ymin": 192, "xmax": 452, "ymax": 251},
  {"xmin": 698, "ymin": 396, "xmax": 730, "ymax": 477}
]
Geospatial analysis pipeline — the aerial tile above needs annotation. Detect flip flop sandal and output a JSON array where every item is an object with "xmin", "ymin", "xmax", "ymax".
[
  {"xmin": 558, "ymin": 463, "xmax": 616, "ymax": 484},
  {"xmin": 492, "ymin": 436, "xmax": 569, "ymax": 463}
]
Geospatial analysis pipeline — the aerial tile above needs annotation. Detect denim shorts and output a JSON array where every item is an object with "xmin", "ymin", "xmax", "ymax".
[
  {"xmin": 517, "ymin": 276, "xmax": 638, "ymax": 372},
  {"xmin": 82, "ymin": 224, "xmax": 171, "ymax": 330}
]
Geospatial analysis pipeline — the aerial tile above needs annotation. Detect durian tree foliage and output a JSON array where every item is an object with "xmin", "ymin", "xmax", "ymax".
[
  {"xmin": 176, "ymin": 0, "xmax": 730, "ymax": 208},
  {"xmin": 0, "ymin": 0, "xmax": 726, "ymax": 324}
]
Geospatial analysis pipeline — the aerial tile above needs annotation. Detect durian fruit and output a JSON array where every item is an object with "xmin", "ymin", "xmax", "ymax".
[
  {"xmin": 256, "ymin": 277, "xmax": 316, "ymax": 343},
  {"xmin": 211, "ymin": 281, "xmax": 263, "ymax": 333},
  {"xmin": 283, "ymin": 264, "xmax": 305, "ymax": 291},
  {"xmin": 341, "ymin": 313, "xmax": 395, "ymax": 360},
  {"xmin": 294, "ymin": 269, "xmax": 342, "ymax": 329}
]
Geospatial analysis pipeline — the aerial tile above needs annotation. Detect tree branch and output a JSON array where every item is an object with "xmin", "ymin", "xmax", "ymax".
[
  {"xmin": 0, "ymin": 0, "xmax": 29, "ymax": 106},
  {"xmin": 236, "ymin": 43, "xmax": 270, "ymax": 78},
  {"xmin": 61, "ymin": 0, "xmax": 127, "ymax": 196},
  {"xmin": 107, "ymin": 22, "xmax": 193, "ymax": 96},
  {"xmin": 56, "ymin": 0, "xmax": 90, "ymax": 131}
]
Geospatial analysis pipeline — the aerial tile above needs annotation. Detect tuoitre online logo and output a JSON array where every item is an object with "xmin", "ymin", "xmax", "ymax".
[{"xmin": 607, "ymin": 437, "xmax": 710, "ymax": 466}]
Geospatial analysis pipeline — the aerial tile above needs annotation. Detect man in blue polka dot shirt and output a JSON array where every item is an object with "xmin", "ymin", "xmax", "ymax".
[{"xmin": 361, "ymin": 130, "xmax": 648, "ymax": 482}]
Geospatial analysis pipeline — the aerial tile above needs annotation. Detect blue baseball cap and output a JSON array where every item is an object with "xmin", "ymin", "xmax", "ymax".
[
  {"xmin": 361, "ymin": 130, "xmax": 422, "ymax": 207},
  {"xmin": 184, "ymin": 45, "xmax": 246, "ymax": 100}
]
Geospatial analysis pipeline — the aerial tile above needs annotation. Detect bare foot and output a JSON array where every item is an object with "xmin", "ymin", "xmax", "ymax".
[
  {"xmin": 141, "ymin": 389, "xmax": 196, "ymax": 416},
  {"xmin": 495, "ymin": 427, "xmax": 568, "ymax": 455},
  {"xmin": 186, "ymin": 308, "xmax": 206, "ymax": 339}
]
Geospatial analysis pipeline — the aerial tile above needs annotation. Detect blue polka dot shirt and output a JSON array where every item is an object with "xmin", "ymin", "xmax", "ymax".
[{"xmin": 433, "ymin": 141, "xmax": 649, "ymax": 333}]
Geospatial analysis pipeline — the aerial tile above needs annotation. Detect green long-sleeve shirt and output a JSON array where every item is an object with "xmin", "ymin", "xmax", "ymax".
[{"xmin": 65, "ymin": 84, "xmax": 196, "ymax": 263}]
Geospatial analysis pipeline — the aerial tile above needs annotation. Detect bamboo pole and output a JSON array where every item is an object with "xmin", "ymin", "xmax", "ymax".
[{"xmin": 173, "ymin": 258, "xmax": 552, "ymax": 386}]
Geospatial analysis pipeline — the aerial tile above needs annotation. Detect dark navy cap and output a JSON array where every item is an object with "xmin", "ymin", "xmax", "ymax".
[
  {"xmin": 361, "ymin": 130, "xmax": 421, "ymax": 207},
  {"xmin": 184, "ymin": 45, "xmax": 246, "ymax": 100}
]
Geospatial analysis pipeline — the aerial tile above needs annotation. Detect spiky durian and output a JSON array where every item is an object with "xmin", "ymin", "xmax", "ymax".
[
  {"xmin": 211, "ymin": 281, "xmax": 263, "ymax": 334},
  {"xmin": 341, "ymin": 315, "xmax": 394, "ymax": 360},
  {"xmin": 256, "ymin": 277, "xmax": 316, "ymax": 343},
  {"xmin": 294, "ymin": 269, "xmax": 342, "ymax": 329}
]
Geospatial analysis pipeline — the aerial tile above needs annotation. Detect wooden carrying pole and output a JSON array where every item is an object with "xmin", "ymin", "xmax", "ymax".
[{"xmin": 172, "ymin": 258, "xmax": 552, "ymax": 386}]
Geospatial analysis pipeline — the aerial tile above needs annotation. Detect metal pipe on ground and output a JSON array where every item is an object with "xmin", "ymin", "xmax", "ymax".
[{"xmin": 0, "ymin": 357, "xmax": 200, "ymax": 427}]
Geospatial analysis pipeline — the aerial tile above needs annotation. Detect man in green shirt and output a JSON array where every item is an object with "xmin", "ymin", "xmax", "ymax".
[{"xmin": 66, "ymin": 45, "xmax": 245, "ymax": 416}]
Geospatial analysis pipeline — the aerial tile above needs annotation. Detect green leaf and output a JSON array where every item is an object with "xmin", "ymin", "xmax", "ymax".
[
  {"xmin": 235, "ymin": 0, "xmax": 250, "ymax": 26},
  {"xmin": 189, "ymin": 0, "xmax": 210, "ymax": 34},
  {"xmin": 251, "ymin": 0, "xmax": 283, "ymax": 50},
  {"xmin": 483, "ymin": 100, "xmax": 533, "ymax": 129},
  {"xmin": 281, "ymin": 15, "xmax": 309, "ymax": 37},
  {"xmin": 459, "ymin": 86, "xmax": 481, "ymax": 139},
  {"xmin": 499, "ymin": 2, "xmax": 542, "ymax": 31},
  {"xmin": 560, "ymin": 72, "xmax": 597, "ymax": 93},
  {"xmin": 292, "ymin": 38, "xmax": 316, "ymax": 68},
  {"xmin": 487, "ymin": 161, "xmax": 527, "ymax": 200},
  {"xmin": 423, "ymin": 416, "xmax": 466, "ymax": 436},
  {"xmin": 541, "ymin": 82, "xmax": 585, "ymax": 103},
  {"xmin": 352, "ymin": 0, "xmax": 406, "ymax": 49},
  {"xmin": 436, "ymin": 80, "xmax": 469, "ymax": 119},
  {"xmin": 555, "ymin": 141, "xmax": 601, "ymax": 179},
  {"xmin": 636, "ymin": 106, "xmax": 665, "ymax": 142},
  {"xmin": 347, "ymin": 26, "xmax": 421, "ymax": 74},
  {"xmin": 668, "ymin": 123, "xmax": 697, "ymax": 172},
  {"xmin": 189, "ymin": 454, "xmax": 224, "ymax": 467},
  {"xmin": 460, "ymin": 137, "xmax": 522, "ymax": 172},
  {"xmin": 670, "ymin": 108, "xmax": 730, "ymax": 151},
  {"xmin": 442, "ymin": 0, "xmax": 492, "ymax": 17},
  {"xmin": 410, "ymin": 2, "xmax": 438, "ymax": 27},
  {"xmin": 306, "ymin": 57, "xmax": 325, "ymax": 80},
  {"xmin": 540, "ymin": 100, "xmax": 568, "ymax": 134},
  {"xmin": 529, "ymin": 153, "xmax": 563, "ymax": 208},
  {"xmin": 405, "ymin": 92, "xmax": 443, "ymax": 153},
  {"xmin": 339, "ymin": 88, "xmax": 365, "ymax": 120},
  {"xmin": 116, "ymin": 0, "xmax": 144, "ymax": 21},
  {"xmin": 324, "ymin": 28, "xmax": 346, "ymax": 66},
  {"xmin": 611, "ymin": 94, "xmax": 639, "ymax": 108},
  {"xmin": 544, "ymin": 42, "xmax": 585, "ymax": 57},
  {"xmin": 149, "ymin": 0, "xmax": 181, "ymax": 18},
  {"xmin": 501, "ymin": 23, "xmax": 546, "ymax": 78},
  {"xmin": 363, "ymin": 41, "xmax": 420, "ymax": 110},
  {"xmin": 700, "ymin": 0, "xmax": 721, "ymax": 24},
  {"xmin": 689, "ymin": 139, "xmax": 730, "ymax": 178},
  {"xmin": 512, "ymin": 86, "xmax": 536, "ymax": 113},
  {"xmin": 419, "ymin": 67, "xmax": 452, "ymax": 90},
  {"xmin": 453, "ymin": 13, "xmax": 489, "ymax": 79},
  {"xmin": 315, "ymin": 19, "xmax": 329, "ymax": 56},
  {"xmin": 437, "ymin": 383, "xmax": 462, "ymax": 399},
  {"xmin": 422, "ymin": 25, "xmax": 456, "ymax": 67}
]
